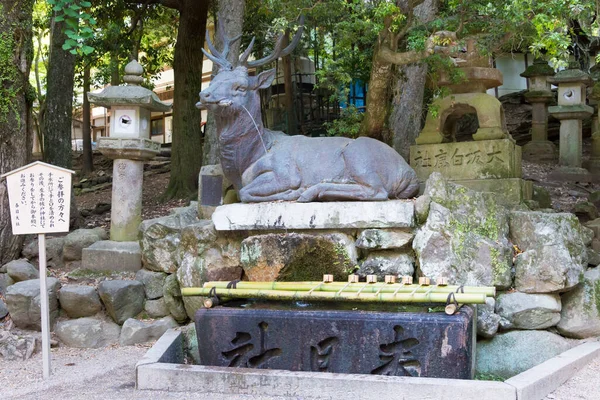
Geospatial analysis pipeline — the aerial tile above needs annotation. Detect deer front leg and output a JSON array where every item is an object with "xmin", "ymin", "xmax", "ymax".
[
  {"xmin": 239, "ymin": 171, "xmax": 303, "ymax": 202},
  {"xmin": 298, "ymin": 183, "xmax": 387, "ymax": 202}
]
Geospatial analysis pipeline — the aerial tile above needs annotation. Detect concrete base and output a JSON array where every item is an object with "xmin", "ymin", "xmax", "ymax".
[
  {"xmin": 82, "ymin": 240, "xmax": 142, "ymax": 271},
  {"xmin": 212, "ymin": 200, "xmax": 415, "ymax": 231},
  {"xmin": 418, "ymin": 178, "xmax": 533, "ymax": 205},
  {"xmin": 522, "ymin": 141, "xmax": 557, "ymax": 162},
  {"xmin": 136, "ymin": 329, "xmax": 600, "ymax": 400}
]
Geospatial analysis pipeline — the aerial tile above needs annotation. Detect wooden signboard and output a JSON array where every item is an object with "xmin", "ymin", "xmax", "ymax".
[{"xmin": 1, "ymin": 161, "xmax": 74, "ymax": 379}]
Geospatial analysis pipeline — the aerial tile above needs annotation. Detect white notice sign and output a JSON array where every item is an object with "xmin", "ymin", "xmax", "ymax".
[{"xmin": 2, "ymin": 161, "xmax": 74, "ymax": 235}]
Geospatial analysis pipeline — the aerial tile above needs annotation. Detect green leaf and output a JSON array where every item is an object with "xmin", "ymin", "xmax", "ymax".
[
  {"xmin": 80, "ymin": 1, "xmax": 92, "ymax": 7},
  {"xmin": 82, "ymin": 45, "xmax": 94, "ymax": 55},
  {"xmin": 55, "ymin": 15, "xmax": 64, "ymax": 22}
]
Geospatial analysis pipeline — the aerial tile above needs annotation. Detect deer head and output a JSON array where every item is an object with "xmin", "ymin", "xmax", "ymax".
[{"xmin": 196, "ymin": 18, "xmax": 304, "ymax": 117}]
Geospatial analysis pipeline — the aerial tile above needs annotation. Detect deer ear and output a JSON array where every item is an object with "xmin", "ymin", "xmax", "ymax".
[{"xmin": 252, "ymin": 68, "xmax": 276, "ymax": 90}]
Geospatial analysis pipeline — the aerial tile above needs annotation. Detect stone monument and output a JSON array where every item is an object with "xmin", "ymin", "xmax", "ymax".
[
  {"xmin": 586, "ymin": 65, "xmax": 600, "ymax": 174},
  {"xmin": 196, "ymin": 20, "xmax": 419, "ymax": 203},
  {"xmin": 410, "ymin": 39, "xmax": 531, "ymax": 204},
  {"xmin": 548, "ymin": 62, "xmax": 593, "ymax": 180},
  {"xmin": 83, "ymin": 60, "xmax": 172, "ymax": 271},
  {"xmin": 520, "ymin": 59, "xmax": 557, "ymax": 161}
]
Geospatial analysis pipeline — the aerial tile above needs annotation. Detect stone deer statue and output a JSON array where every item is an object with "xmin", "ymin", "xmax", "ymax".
[{"xmin": 197, "ymin": 23, "xmax": 419, "ymax": 203}]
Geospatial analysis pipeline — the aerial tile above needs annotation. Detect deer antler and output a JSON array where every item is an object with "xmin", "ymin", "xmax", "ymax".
[
  {"xmin": 202, "ymin": 19, "xmax": 243, "ymax": 71},
  {"xmin": 241, "ymin": 16, "xmax": 305, "ymax": 68}
]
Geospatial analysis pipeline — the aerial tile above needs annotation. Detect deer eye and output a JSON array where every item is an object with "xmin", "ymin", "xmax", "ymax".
[{"xmin": 236, "ymin": 86, "xmax": 246, "ymax": 92}]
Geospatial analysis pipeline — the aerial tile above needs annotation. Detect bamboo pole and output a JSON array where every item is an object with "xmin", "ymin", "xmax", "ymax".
[
  {"xmin": 181, "ymin": 287, "xmax": 487, "ymax": 304},
  {"xmin": 201, "ymin": 281, "xmax": 496, "ymax": 297}
]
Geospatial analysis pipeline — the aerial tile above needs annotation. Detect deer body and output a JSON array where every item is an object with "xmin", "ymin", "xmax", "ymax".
[{"xmin": 198, "ymin": 24, "xmax": 419, "ymax": 203}]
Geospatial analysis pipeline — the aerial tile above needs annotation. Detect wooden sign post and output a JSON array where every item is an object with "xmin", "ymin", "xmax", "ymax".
[{"xmin": 1, "ymin": 161, "xmax": 74, "ymax": 379}]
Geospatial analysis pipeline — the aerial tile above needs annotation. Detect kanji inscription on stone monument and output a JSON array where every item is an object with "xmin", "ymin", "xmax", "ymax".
[{"xmin": 3, "ymin": 161, "xmax": 73, "ymax": 235}]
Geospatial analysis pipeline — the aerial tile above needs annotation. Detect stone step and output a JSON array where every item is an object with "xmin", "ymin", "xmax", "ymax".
[{"xmin": 82, "ymin": 240, "xmax": 142, "ymax": 272}]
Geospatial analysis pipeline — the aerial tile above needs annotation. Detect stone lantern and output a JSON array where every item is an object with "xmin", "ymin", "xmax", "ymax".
[
  {"xmin": 410, "ymin": 39, "xmax": 531, "ymax": 205},
  {"xmin": 548, "ymin": 62, "xmax": 593, "ymax": 178},
  {"xmin": 520, "ymin": 59, "xmax": 556, "ymax": 161},
  {"xmin": 83, "ymin": 60, "xmax": 171, "ymax": 271},
  {"xmin": 586, "ymin": 65, "xmax": 600, "ymax": 173}
]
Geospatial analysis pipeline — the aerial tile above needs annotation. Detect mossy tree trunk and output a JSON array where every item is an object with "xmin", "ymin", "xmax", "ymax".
[
  {"xmin": 82, "ymin": 65, "xmax": 94, "ymax": 174},
  {"xmin": 202, "ymin": 0, "xmax": 246, "ymax": 166},
  {"xmin": 0, "ymin": 0, "xmax": 34, "ymax": 264}
]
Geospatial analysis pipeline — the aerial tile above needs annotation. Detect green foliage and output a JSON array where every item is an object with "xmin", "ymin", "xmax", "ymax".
[
  {"xmin": 47, "ymin": 0, "xmax": 96, "ymax": 55},
  {"xmin": 325, "ymin": 106, "xmax": 363, "ymax": 138}
]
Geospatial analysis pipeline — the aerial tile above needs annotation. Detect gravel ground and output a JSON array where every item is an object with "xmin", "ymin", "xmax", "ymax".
[
  {"xmin": 2, "ymin": 342, "xmax": 600, "ymax": 400},
  {"xmin": 544, "ymin": 354, "xmax": 600, "ymax": 400},
  {"xmin": 0, "ymin": 343, "xmax": 287, "ymax": 400}
]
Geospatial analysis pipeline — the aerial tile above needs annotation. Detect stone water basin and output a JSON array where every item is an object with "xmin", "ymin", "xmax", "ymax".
[{"xmin": 195, "ymin": 301, "xmax": 474, "ymax": 379}]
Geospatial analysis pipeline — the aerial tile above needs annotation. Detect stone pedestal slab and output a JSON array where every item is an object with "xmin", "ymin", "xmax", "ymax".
[
  {"xmin": 212, "ymin": 200, "xmax": 415, "ymax": 231},
  {"xmin": 82, "ymin": 240, "xmax": 142, "ymax": 271}
]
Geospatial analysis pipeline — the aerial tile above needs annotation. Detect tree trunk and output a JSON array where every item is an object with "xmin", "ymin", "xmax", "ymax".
[
  {"xmin": 0, "ymin": 0, "xmax": 34, "ymax": 264},
  {"xmin": 390, "ymin": 63, "xmax": 428, "ymax": 159},
  {"xmin": 43, "ymin": 14, "xmax": 76, "ymax": 169},
  {"xmin": 164, "ymin": 0, "xmax": 209, "ymax": 198},
  {"xmin": 82, "ymin": 66, "xmax": 94, "ymax": 174},
  {"xmin": 358, "ymin": 43, "xmax": 393, "ymax": 142},
  {"xmin": 390, "ymin": 0, "xmax": 438, "ymax": 159},
  {"xmin": 282, "ymin": 30, "xmax": 298, "ymax": 136},
  {"xmin": 110, "ymin": 51, "xmax": 120, "ymax": 86},
  {"xmin": 202, "ymin": 0, "xmax": 246, "ymax": 166}
]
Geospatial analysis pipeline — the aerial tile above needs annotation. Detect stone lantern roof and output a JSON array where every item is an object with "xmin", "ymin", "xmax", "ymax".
[
  {"xmin": 520, "ymin": 59, "xmax": 555, "ymax": 78},
  {"xmin": 87, "ymin": 60, "xmax": 172, "ymax": 112},
  {"xmin": 548, "ymin": 62, "xmax": 593, "ymax": 86}
]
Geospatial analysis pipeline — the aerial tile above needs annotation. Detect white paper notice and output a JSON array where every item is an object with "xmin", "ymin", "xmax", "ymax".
[{"xmin": 3, "ymin": 162, "xmax": 73, "ymax": 235}]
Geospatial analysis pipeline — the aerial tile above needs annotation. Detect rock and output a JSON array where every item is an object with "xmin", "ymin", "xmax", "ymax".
[
  {"xmin": 593, "ymin": 238, "xmax": 600, "ymax": 252},
  {"xmin": 135, "ymin": 269, "xmax": 167, "ymax": 299},
  {"xmin": 589, "ymin": 191, "xmax": 600, "ymax": 208},
  {"xmin": 119, "ymin": 316, "xmax": 178, "ymax": 346},
  {"xmin": 163, "ymin": 274, "xmax": 187, "ymax": 323},
  {"xmin": 358, "ymin": 251, "xmax": 414, "ymax": 278},
  {"xmin": 5, "ymin": 278, "xmax": 60, "ymax": 330},
  {"xmin": 355, "ymin": 229, "xmax": 414, "ymax": 250},
  {"xmin": 81, "ymin": 240, "xmax": 142, "ymax": 272},
  {"xmin": 6, "ymin": 259, "xmax": 39, "ymax": 282},
  {"xmin": 139, "ymin": 209, "xmax": 197, "ymax": 273},
  {"xmin": 55, "ymin": 317, "xmax": 121, "ymax": 348},
  {"xmin": 586, "ymin": 218, "xmax": 600, "ymax": 238},
  {"xmin": 413, "ymin": 174, "xmax": 513, "ymax": 288},
  {"xmin": 58, "ymin": 285, "xmax": 102, "ymax": 318},
  {"xmin": 582, "ymin": 226, "xmax": 595, "ymax": 246},
  {"xmin": 22, "ymin": 237, "xmax": 64, "ymax": 268},
  {"xmin": 144, "ymin": 298, "xmax": 170, "ymax": 318},
  {"xmin": 0, "ymin": 331, "xmax": 37, "ymax": 360},
  {"xmin": 532, "ymin": 186, "xmax": 552, "ymax": 209},
  {"xmin": 0, "ymin": 299, "xmax": 8, "ymax": 319},
  {"xmin": 573, "ymin": 201, "xmax": 599, "ymax": 223},
  {"xmin": 510, "ymin": 211, "xmax": 587, "ymax": 293},
  {"xmin": 212, "ymin": 200, "xmax": 415, "ymax": 230},
  {"xmin": 176, "ymin": 221, "xmax": 242, "ymax": 291},
  {"xmin": 0, "ymin": 263, "xmax": 5, "ymax": 273},
  {"xmin": 496, "ymin": 292, "xmax": 561, "ymax": 330},
  {"xmin": 557, "ymin": 267, "xmax": 600, "ymax": 338},
  {"xmin": 63, "ymin": 228, "xmax": 108, "ymax": 261},
  {"xmin": 477, "ymin": 298, "xmax": 500, "ymax": 338},
  {"xmin": 0, "ymin": 273, "xmax": 14, "ymax": 296},
  {"xmin": 98, "ymin": 280, "xmax": 145, "ymax": 325},
  {"xmin": 476, "ymin": 330, "xmax": 574, "ymax": 379},
  {"xmin": 240, "ymin": 233, "xmax": 356, "ymax": 282},
  {"xmin": 414, "ymin": 195, "xmax": 431, "ymax": 225},
  {"xmin": 588, "ymin": 249, "xmax": 600, "ymax": 267}
]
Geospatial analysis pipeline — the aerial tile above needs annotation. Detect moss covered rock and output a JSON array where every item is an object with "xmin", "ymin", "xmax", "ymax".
[
  {"xmin": 557, "ymin": 267, "xmax": 600, "ymax": 338},
  {"xmin": 413, "ymin": 173, "xmax": 513, "ymax": 288},
  {"xmin": 358, "ymin": 251, "xmax": 414, "ymax": 278},
  {"xmin": 240, "ymin": 233, "xmax": 356, "ymax": 281},
  {"xmin": 510, "ymin": 211, "xmax": 587, "ymax": 293}
]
